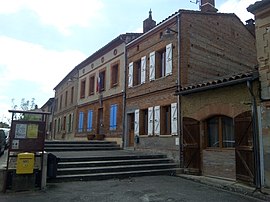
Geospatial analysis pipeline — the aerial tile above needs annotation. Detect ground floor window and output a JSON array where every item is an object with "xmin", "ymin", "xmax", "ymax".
[
  {"xmin": 110, "ymin": 104, "xmax": 118, "ymax": 130},
  {"xmin": 87, "ymin": 110, "xmax": 93, "ymax": 131},
  {"xmin": 206, "ymin": 116, "xmax": 234, "ymax": 148},
  {"xmin": 78, "ymin": 112, "xmax": 84, "ymax": 132}
]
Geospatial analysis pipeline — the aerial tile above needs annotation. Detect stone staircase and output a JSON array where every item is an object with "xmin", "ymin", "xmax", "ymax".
[
  {"xmin": 44, "ymin": 140, "xmax": 121, "ymax": 152},
  {"xmin": 45, "ymin": 141, "xmax": 180, "ymax": 183}
]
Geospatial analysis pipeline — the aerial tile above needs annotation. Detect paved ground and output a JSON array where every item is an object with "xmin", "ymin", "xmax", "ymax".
[{"xmin": 0, "ymin": 175, "xmax": 264, "ymax": 202}]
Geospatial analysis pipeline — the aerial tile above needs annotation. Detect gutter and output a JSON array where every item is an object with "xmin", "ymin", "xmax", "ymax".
[{"xmin": 176, "ymin": 75, "xmax": 258, "ymax": 96}]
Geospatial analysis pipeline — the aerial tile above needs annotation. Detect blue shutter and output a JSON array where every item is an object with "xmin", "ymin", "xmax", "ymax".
[
  {"xmin": 110, "ymin": 104, "xmax": 117, "ymax": 130},
  {"xmin": 78, "ymin": 112, "xmax": 84, "ymax": 132},
  {"xmin": 87, "ymin": 110, "xmax": 93, "ymax": 131}
]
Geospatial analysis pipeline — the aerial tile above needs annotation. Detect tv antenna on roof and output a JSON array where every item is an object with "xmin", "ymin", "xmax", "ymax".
[{"xmin": 190, "ymin": 0, "xmax": 200, "ymax": 4}]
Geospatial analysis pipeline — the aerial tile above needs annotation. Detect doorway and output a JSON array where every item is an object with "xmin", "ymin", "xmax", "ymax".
[
  {"xmin": 97, "ymin": 108, "xmax": 104, "ymax": 135},
  {"xmin": 127, "ymin": 113, "xmax": 135, "ymax": 147}
]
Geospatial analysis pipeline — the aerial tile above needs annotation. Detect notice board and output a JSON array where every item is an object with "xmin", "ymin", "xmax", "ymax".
[{"xmin": 9, "ymin": 120, "xmax": 46, "ymax": 152}]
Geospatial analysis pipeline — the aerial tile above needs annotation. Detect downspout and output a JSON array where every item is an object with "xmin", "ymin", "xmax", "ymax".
[
  {"xmin": 121, "ymin": 36, "xmax": 127, "ymax": 149},
  {"xmin": 247, "ymin": 80, "xmax": 261, "ymax": 190},
  {"xmin": 177, "ymin": 11, "xmax": 183, "ymax": 168}
]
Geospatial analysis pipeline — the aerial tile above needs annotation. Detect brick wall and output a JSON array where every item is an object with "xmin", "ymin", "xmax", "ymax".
[
  {"xmin": 203, "ymin": 149, "xmax": 236, "ymax": 179},
  {"xmin": 180, "ymin": 12, "xmax": 257, "ymax": 86},
  {"xmin": 182, "ymin": 83, "xmax": 257, "ymax": 120},
  {"xmin": 77, "ymin": 93, "xmax": 123, "ymax": 140}
]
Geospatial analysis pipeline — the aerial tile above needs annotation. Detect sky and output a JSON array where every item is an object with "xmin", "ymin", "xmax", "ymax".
[{"xmin": 0, "ymin": 0, "xmax": 257, "ymax": 124}]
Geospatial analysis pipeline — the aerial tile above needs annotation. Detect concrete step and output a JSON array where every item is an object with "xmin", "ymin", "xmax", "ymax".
[
  {"xmin": 45, "ymin": 146, "xmax": 121, "ymax": 152},
  {"xmin": 58, "ymin": 154, "xmax": 168, "ymax": 162},
  {"xmin": 57, "ymin": 163, "xmax": 178, "ymax": 175},
  {"xmin": 45, "ymin": 140, "xmax": 117, "ymax": 145},
  {"xmin": 44, "ymin": 140, "xmax": 121, "ymax": 152},
  {"xmin": 58, "ymin": 158, "xmax": 173, "ymax": 168},
  {"xmin": 45, "ymin": 143, "xmax": 117, "ymax": 147},
  {"xmin": 48, "ymin": 168, "xmax": 180, "ymax": 183}
]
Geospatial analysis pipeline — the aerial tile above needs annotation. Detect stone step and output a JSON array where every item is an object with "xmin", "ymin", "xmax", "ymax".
[
  {"xmin": 57, "ymin": 154, "xmax": 168, "ymax": 162},
  {"xmin": 45, "ymin": 143, "xmax": 118, "ymax": 148},
  {"xmin": 58, "ymin": 158, "xmax": 173, "ymax": 168},
  {"xmin": 57, "ymin": 163, "xmax": 178, "ymax": 175},
  {"xmin": 48, "ymin": 168, "xmax": 179, "ymax": 183},
  {"xmin": 45, "ymin": 146, "xmax": 121, "ymax": 152},
  {"xmin": 45, "ymin": 141, "xmax": 117, "ymax": 145}
]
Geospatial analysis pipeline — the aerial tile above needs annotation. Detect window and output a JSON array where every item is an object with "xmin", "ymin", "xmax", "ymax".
[
  {"xmin": 70, "ymin": 87, "xmax": 74, "ymax": 104},
  {"xmin": 89, "ymin": 75, "xmax": 95, "ymax": 95},
  {"xmin": 80, "ymin": 79, "xmax": 86, "ymax": 99},
  {"xmin": 206, "ymin": 116, "xmax": 234, "ymax": 148},
  {"xmin": 98, "ymin": 70, "xmax": 106, "ymax": 92},
  {"xmin": 55, "ymin": 98, "xmax": 58, "ymax": 112},
  {"xmin": 87, "ymin": 110, "xmax": 93, "ymax": 131},
  {"xmin": 133, "ymin": 60, "xmax": 141, "ymax": 86},
  {"xmin": 110, "ymin": 104, "xmax": 118, "ymax": 130},
  {"xmin": 141, "ymin": 109, "xmax": 148, "ymax": 135},
  {"xmin": 57, "ymin": 118, "xmax": 61, "ymax": 132},
  {"xmin": 111, "ymin": 62, "xmax": 119, "ymax": 87},
  {"xmin": 67, "ymin": 114, "xmax": 72, "ymax": 133},
  {"xmin": 160, "ymin": 105, "xmax": 171, "ymax": 135},
  {"xmin": 78, "ymin": 112, "xmax": 84, "ymax": 132},
  {"xmin": 65, "ymin": 91, "xmax": 68, "ymax": 107},
  {"xmin": 60, "ymin": 94, "xmax": 63, "ymax": 110},
  {"xmin": 63, "ymin": 116, "xmax": 66, "ymax": 131},
  {"xmin": 156, "ymin": 48, "xmax": 166, "ymax": 79}
]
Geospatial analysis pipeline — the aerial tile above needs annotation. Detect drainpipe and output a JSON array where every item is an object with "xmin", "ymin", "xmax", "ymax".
[
  {"xmin": 176, "ymin": 11, "xmax": 183, "ymax": 168},
  {"xmin": 247, "ymin": 80, "xmax": 261, "ymax": 190},
  {"xmin": 120, "ymin": 36, "xmax": 127, "ymax": 149}
]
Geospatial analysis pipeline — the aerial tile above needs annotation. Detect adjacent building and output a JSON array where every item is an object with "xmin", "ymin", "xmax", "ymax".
[
  {"xmin": 248, "ymin": 0, "xmax": 270, "ymax": 188},
  {"xmin": 53, "ymin": 67, "xmax": 79, "ymax": 140},
  {"xmin": 76, "ymin": 33, "xmax": 140, "ymax": 145},
  {"xmin": 125, "ymin": 0, "xmax": 258, "ymax": 184}
]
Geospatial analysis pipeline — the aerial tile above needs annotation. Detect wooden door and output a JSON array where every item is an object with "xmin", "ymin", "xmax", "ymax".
[
  {"xmin": 128, "ymin": 113, "xmax": 135, "ymax": 147},
  {"xmin": 97, "ymin": 108, "xmax": 104, "ymax": 135},
  {"xmin": 235, "ymin": 111, "xmax": 254, "ymax": 183},
  {"xmin": 183, "ymin": 117, "xmax": 201, "ymax": 173}
]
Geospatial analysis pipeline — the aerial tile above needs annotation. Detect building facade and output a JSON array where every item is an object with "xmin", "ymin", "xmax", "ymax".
[
  {"xmin": 248, "ymin": 0, "xmax": 270, "ymax": 188},
  {"xmin": 76, "ymin": 34, "xmax": 140, "ymax": 145},
  {"xmin": 40, "ymin": 97, "xmax": 54, "ymax": 139},
  {"xmin": 125, "ymin": 1, "xmax": 257, "ymax": 183},
  {"xmin": 53, "ymin": 67, "xmax": 79, "ymax": 140}
]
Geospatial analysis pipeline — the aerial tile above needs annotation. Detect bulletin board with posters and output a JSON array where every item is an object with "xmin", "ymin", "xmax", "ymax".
[{"xmin": 9, "ymin": 120, "xmax": 46, "ymax": 152}]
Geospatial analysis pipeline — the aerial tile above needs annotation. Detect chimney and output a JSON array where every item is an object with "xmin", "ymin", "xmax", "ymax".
[
  {"xmin": 200, "ymin": 0, "xmax": 218, "ymax": 13},
  {"xmin": 245, "ymin": 19, "xmax": 255, "ymax": 37},
  {"xmin": 143, "ymin": 9, "xmax": 156, "ymax": 33}
]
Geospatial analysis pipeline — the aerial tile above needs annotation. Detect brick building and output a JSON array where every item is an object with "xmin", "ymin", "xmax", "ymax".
[
  {"xmin": 248, "ymin": 0, "xmax": 270, "ymax": 188},
  {"xmin": 76, "ymin": 34, "xmax": 140, "ymax": 145},
  {"xmin": 125, "ymin": 0, "xmax": 258, "ymax": 183},
  {"xmin": 53, "ymin": 67, "xmax": 79, "ymax": 140}
]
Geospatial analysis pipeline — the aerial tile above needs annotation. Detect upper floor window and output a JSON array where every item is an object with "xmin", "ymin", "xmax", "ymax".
[
  {"xmin": 80, "ymin": 79, "xmax": 86, "ymax": 99},
  {"xmin": 65, "ymin": 90, "xmax": 68, "ymax": 107},
  {"xmin": 206, "ymin": 116, "xmax": 234, "ymax": 148},
  {"xmin": 89, "ymin": 75, "xmax": 95, "ymax": 96},
  {"xmin": 156, "ymin": 48, "xmax": 166, "ymax": 79},
  {"xmin": 133, "ymin": 60, "xmax": 141, "ymax": 86},
  {"xmin": 98, "ymin": 70, "xmax": 106, "ymax": 92},
  {"xmin": 60, "ymin": 94, "xmax": 63, "ymax": 110},
  {"xmin": 70, "ymin": 87, "xmax": 74, "ymax": 104},
  {"xmin": 111, "ymin": 63, "xmax": 119, "ymax": 87},
  {"xmin": 149, "ymin": 43, "xmax": 172, "ymax": 81}
]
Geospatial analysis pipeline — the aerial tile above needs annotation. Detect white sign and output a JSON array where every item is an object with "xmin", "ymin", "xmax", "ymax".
[
  {"xmin": 12, "ymin": 140, "xmax": 19, "ymax": 150},
  {"xmin": 15, "ymin": 124, "xmax": 27, "ymax": 139},
  {"xmin": 175, "ymin": 137, "xmax": 179, "ymax": 146}
]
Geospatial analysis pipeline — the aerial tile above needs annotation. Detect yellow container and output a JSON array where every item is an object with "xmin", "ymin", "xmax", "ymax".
[{"xmin": 16, "ymin": 153, "xmax": 35, "ymax": 174}]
